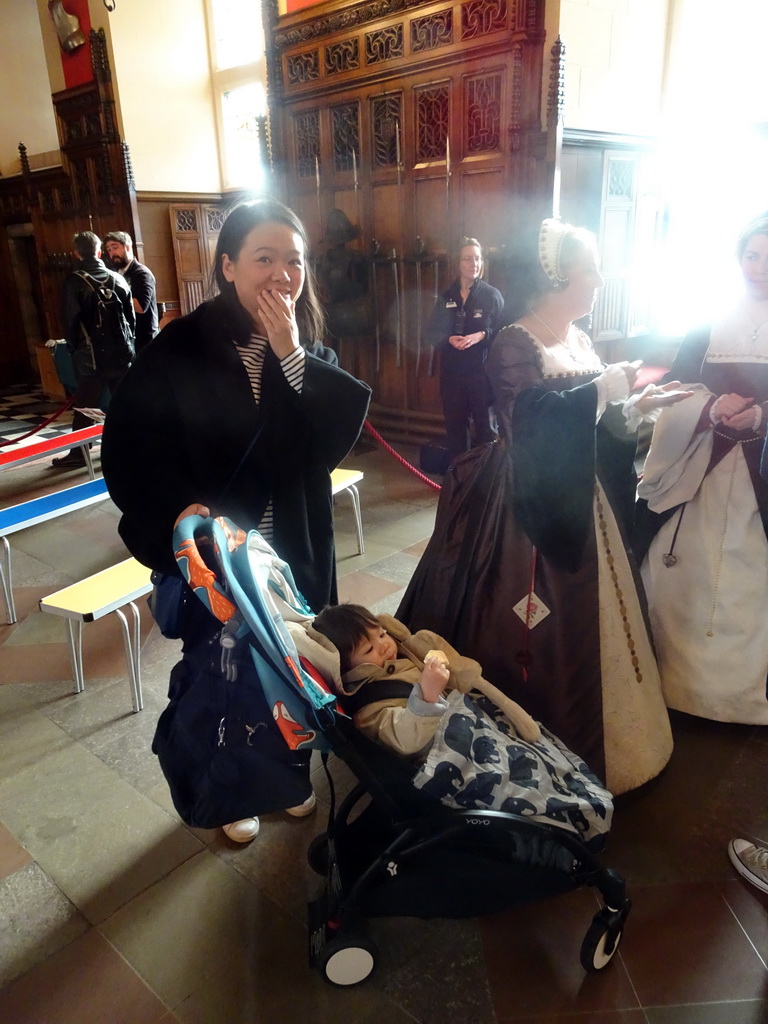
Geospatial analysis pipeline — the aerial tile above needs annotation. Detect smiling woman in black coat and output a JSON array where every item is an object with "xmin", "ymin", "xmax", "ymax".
[{"xmin": 101, "ymin": 198, "xmax": 371, "ymax": 841}]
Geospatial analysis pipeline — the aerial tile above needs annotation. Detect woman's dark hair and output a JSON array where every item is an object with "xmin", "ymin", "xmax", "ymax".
[
  {"xmin": 210, "ymin": 197, "xmax": 325, "ymax": 344},
  {"xmin": 501, "ymin": 221, "xmax": 596, "ymax": 322},
  {"xmin": 312, "ymin": 603, "xmax": 381, "ymax": 674},
  {"xmin": 458, "ymin": 236, "xmax": 482, "ymax": 256},
  {"xmin": 737, "ymin": 214, "xmax": 768, "ymax": 260}
]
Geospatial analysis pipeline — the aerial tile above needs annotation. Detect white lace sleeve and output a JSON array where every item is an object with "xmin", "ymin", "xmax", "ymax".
[{"xmin": 593, "ymin": 364, "xmax": 630, "ymax": 420}]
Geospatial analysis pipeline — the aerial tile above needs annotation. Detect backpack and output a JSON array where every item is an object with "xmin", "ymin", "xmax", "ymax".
[{"xmin": 75, "ymin": 270, "xmax": 135, "ymax": 373}]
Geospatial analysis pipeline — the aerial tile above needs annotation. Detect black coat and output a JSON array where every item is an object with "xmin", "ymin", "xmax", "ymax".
[{"xmin": 101, "ymin": 296, "xmax": 371, "ymax": 613}]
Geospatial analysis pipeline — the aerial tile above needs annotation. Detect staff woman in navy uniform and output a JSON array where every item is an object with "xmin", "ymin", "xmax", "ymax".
[{"xmin": 425, "ymin": 237, "xmax": 505, "ymax": 462}]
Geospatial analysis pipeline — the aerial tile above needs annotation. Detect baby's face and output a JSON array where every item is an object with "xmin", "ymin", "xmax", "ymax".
[{"xmin": 348, "ymin": 625, "xmax": 398, "ymax": 669}]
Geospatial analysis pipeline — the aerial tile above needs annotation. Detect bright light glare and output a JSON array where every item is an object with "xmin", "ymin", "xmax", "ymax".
[
  {"xmin": 653, "ymin": 0, "xmax": 768, "ymax": 334},
  {"xmin": 222, "ymin": 82, "xmax": 267, "ymax": 190},
  {"xmin": 211, "ymin": 0, "xmax": 264, "ymax": 70}
]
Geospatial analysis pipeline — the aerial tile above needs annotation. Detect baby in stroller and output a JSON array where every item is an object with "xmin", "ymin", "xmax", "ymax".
[{"xmin": 299, "ymin": 603, "xmax": 613, "ymax": 847}]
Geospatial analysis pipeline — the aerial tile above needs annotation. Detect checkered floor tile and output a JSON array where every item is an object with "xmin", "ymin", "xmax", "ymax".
[{"xmin": 0, "ymin": 386, "xmax": 74, "ymax": 448}]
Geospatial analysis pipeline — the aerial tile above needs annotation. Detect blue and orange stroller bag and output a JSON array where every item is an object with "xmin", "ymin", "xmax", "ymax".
[{"xmin": 151, "ymin": 515, "xmax": 335, "ymax": 828}]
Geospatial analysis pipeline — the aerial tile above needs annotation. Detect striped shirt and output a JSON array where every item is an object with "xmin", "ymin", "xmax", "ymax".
[{"xmin": 235, "ymin": 335, "xmax": 306, "ymax": 540}]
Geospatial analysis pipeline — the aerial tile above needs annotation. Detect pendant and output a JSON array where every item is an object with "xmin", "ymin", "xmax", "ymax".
[{"xmin": 662, "ymin": 553, "xmax": 677, "ymax": 567}]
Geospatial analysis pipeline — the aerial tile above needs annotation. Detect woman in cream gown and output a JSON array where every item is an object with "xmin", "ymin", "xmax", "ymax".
[{"xmin": 638, "ymin": 214, "xmax": 768, "ymax": 724}]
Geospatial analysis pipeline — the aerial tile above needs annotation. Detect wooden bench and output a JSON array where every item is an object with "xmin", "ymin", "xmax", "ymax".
[
  {"xmin": 0, "ymin": 476, "xmax": 110, "ymax": 623},
  {"xmin": 39, "ymin": 557, "xmax": 153, "ymax": 714},
  {"xmin": 331, "ymin": 468, "xmax": 365, "ymax": 555},
  {"xmin": 0, "ymin": 423, "xmax": 103, "ymax": 480}
]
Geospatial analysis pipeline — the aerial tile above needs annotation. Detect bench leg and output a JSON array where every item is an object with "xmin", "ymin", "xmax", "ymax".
[
  {"xmin": 66, "ymin": 619, "xmax": 85, "ymax": 694},
  {"xmin": 115, "ymin": 603, "xmax": 144, "ymax": 713},
  {"xmin": 83, "ymin": 445, "xmax": 95, "ymax": 481},
  {"xmin": 347, "ymin": 484, "xmax": 365, "ymax": 555},
  {"xmin": 0, "ymin": 536, "xmax": 16, "ymax": 624}
]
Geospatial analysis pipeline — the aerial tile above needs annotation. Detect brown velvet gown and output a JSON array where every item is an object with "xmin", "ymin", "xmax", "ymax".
[{"xmin": 398, "ymin": 326, "xmax": 673, "ymax": 794}]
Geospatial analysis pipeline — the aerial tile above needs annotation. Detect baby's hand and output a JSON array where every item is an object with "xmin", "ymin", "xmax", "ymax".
[{"xmin": 420, "ymin": 659, "xmax": 449, "ymax": 703}]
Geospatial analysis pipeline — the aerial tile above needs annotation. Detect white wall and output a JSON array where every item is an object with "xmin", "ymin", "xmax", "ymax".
[
  {"xmin": 0, "ymin": 0, "xmax": 59, "ymax": 177},
  {"xmin": 1, "ymin": 0, "xmax": 220, "ymax": 192},
  {"xmin": 559, "ymin": 0, "xmax": 668, "ymax": 137},
  {"xmin": 104, "ymin": 0, "xmax": 221, "ymax": 193}
]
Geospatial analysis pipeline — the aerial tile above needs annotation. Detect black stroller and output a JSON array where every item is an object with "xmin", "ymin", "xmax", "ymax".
[
  {"xmin": 169, "ymin": 515, "xmax": 631, "ymax": 988},
  {"xmin": 307, "ymin": 706, "xmax": 630, "ymax": 986}
]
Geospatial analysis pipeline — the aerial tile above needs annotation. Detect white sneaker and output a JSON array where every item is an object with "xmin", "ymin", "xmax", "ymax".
[
  {"xmin": 285, "ymin": 792, "xmax": 317, "ymax": 817},
  {"xmin": 222, "ymin": 817, "xmax": 260, "ymax": 842},
  {"xmin": 728, "ymin": 838, "xmax": 768, "ymax": 895}
]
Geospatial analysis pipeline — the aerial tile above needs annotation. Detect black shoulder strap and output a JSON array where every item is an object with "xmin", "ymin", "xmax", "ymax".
[
  {"xmin": 75, "ymin": 270, "xmax": 119, "ymax": 297},
  {"xmin": 340, "ymin": 679, "xmax": 414, "ymax": 715},
  {"xmin": 75, "ymin": 270, "xmax": 98, "ymax": 292}
]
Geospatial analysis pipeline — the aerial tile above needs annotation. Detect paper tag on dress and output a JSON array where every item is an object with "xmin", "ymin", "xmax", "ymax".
[{"xmin": 513, "ymin": 592, "xmax": 551, "ymax": 628}]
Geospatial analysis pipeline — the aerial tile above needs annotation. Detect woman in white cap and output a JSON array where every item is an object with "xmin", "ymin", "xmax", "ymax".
[{"xmin": 399, "ymin": 219, "xmax": 687, "ymax": 795}]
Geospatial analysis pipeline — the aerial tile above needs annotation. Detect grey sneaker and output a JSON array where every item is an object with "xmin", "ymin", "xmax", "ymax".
[{"xmin": 728, "ymin": 839, "xmax": 768, "ymax": 895}]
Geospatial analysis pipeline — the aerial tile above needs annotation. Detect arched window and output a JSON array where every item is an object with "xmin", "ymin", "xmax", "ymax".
[{"xmin": 205, "ymin": 0, "xmax": 268, "ymax": 191}]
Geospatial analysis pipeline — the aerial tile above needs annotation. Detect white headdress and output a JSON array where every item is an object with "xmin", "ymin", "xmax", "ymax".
[{"xmin": 538, "ymin": 218, "xmax": 570, "ymax": 288}]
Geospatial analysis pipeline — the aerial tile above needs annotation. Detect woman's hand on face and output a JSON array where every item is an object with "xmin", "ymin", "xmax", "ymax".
[
  {"xmin": 420, "ymin": 660, "xmax": 450, "ymax": 702},
  {"xmin": 256, "ymin": 289, "xmax": 300, "ymax": 359},
  {"xmin": 174, "ymin": 503, "xmax": 210, "ymax": 528},
  {"xmin": 633, "ymin": 380, "xmax": 694, "ymax": 415},
  {"xmin": 711, "ymin": 392, "xmax": 754, "ymax": 424}
]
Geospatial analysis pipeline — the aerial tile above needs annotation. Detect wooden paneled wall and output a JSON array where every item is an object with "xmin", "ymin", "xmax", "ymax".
[{"xmin": 265, "ymin": 0, "xmax": 557, "ymax": 440}]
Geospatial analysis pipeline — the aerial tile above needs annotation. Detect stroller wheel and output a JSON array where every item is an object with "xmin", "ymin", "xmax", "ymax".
[
  {"xmin": 317, "ymin": 934, "xmax": 378, "ymax": 987},
  {"xmin": 307, "ymin": 833, "xmax": 330, "ymax": 876},
  {"xmin": 579, "ymin": 904, "xmax": 629, "ymax": 972}
]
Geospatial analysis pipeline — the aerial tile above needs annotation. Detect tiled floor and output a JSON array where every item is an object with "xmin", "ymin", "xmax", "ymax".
[
  {"xmin": 1, "ymin": 394, "xmax": 767, "ymax": 1023},
  {"xmin": 0, "ymin": 385, "xmax": 73, "ymax": 447}
]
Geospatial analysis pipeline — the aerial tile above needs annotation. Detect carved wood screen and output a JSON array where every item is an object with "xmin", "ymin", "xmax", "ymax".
[
  {"xmin": 169, "ymin": 204, "xmax": 226, "ymax": 315},
  {"xmin": 265, "ymin": 0, "xmax": 555, "ymax": 441}
]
